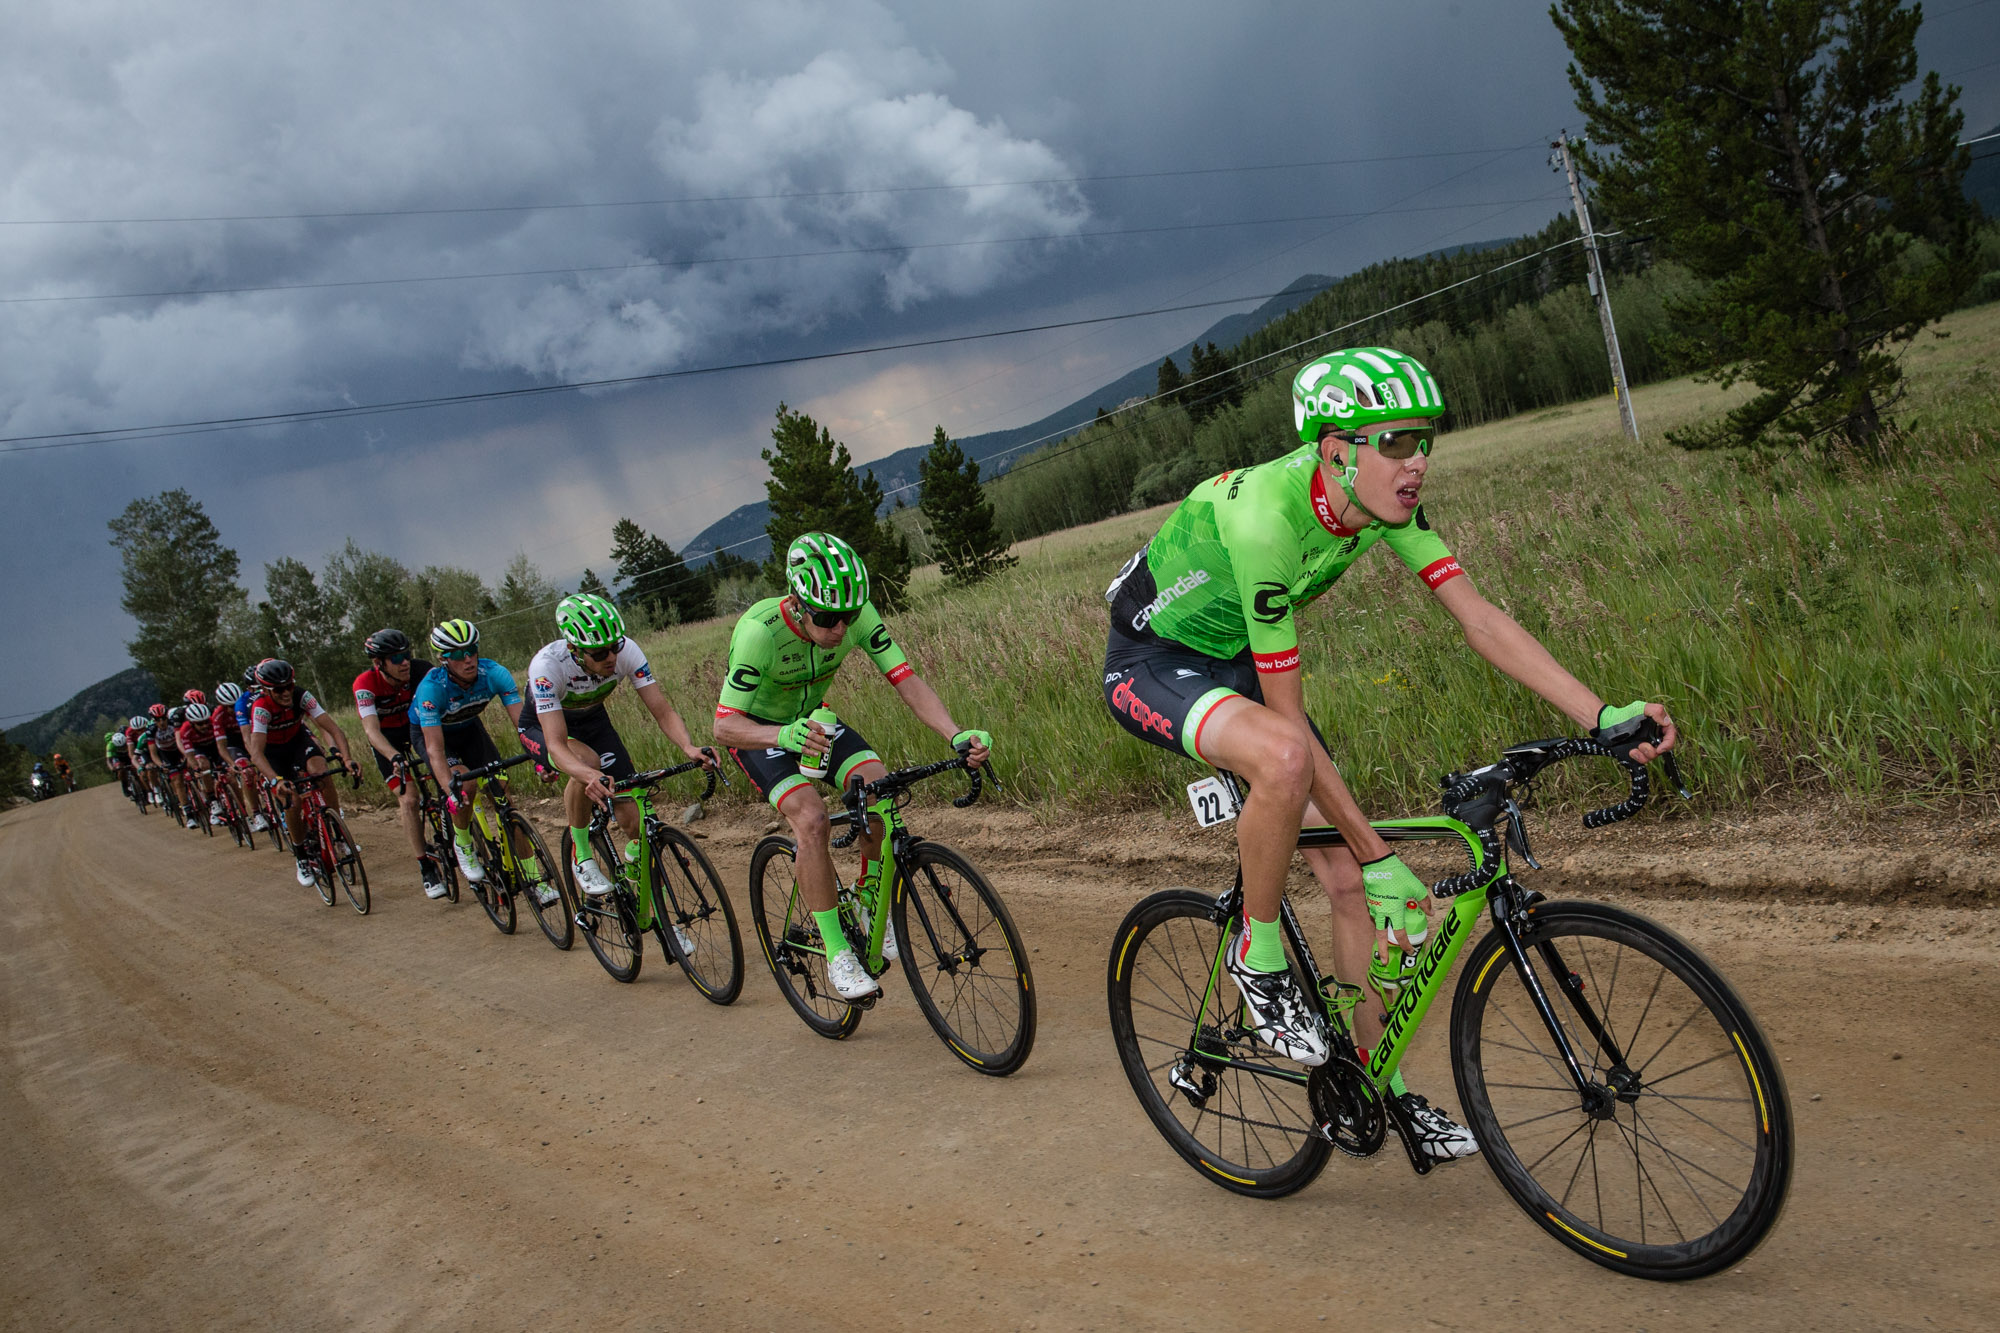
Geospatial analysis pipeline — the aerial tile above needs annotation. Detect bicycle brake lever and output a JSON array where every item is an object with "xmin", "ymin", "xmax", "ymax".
[
  {"xmin": 1661, "ymin": 751, "xmax": 1692, "ymax": 802},
  {"xmin": 1503, "ymin": 800, "xmax": 1542, "ymax": 871}
]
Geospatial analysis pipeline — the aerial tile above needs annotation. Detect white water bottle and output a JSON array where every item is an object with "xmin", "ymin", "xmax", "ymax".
[{"xmin": 795, "ymin": 707, "xmax": 839, "ymax": 781}]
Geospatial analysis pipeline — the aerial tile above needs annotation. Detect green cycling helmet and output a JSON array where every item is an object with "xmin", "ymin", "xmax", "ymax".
[
  {"xmin": 1293, "ymin": 346, "xmax": 1445, "ymax": 509},
  {"xmin": 785, "ymin": 532, "xmax": 870, "ymax": 615},
  {"xmin": 557, "ymin": 592, "xmax": 625, "ymax": 651}
]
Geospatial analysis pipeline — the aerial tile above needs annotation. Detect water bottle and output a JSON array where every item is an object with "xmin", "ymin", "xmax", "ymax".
[{"xmin": 795, "ymin": 706, "xmax": 839, "ymax": 781}]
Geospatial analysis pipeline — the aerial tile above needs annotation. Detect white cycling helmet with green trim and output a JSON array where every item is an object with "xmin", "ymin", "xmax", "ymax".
[
  {"xmin": 785, "ymin": 532, "xmax": 871, "ymax": 615},
  {"xmin": 430, "ymin": 618, "xmax": 480, "ymax": 654},
  {"xmin": 557, "ymin": 591, "xmax": 626, "ymax": 651},
  {"xmin": 1293, "ymin": 346, "xmax": 1445, "ymax": 510}
]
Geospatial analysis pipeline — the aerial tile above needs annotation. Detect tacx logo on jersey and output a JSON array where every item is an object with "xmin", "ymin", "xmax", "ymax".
[
  {"xmin": 1132, "ymin": 569, "xmax": 1210, "ymax": 631},
  {"xmin": 1250, "ymin": 582, "xmax": 1289, "ymax": 625},
  {"xmin": 728, "ymin": 664, "xmax": 761, "ymax": 694}
]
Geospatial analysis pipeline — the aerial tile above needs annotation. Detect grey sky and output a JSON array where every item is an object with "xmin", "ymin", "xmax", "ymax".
[{"xmin": 5, "ymin": 0, "xmax": 1998, "ymax": 723}]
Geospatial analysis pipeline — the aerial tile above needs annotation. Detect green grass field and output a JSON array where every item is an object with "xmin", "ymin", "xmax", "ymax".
[{"xmin": 330, "ymin": 304, "xmax": 2000, "ymax": 820}]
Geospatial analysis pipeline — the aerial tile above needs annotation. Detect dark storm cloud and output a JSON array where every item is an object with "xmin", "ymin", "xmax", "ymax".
[{"xmin": 3, "ymin": 0, "xmax": 1996, "ymax": 718}]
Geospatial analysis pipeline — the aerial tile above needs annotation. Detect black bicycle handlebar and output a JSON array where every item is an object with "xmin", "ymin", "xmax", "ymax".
[
  {"xmin": 1441, "ymin": 719, "xmax": 1688, "ymax": 832},
  {"xmin": 449, "ymin": 750, "xmax": 534, "ymax": 793},
  {"xmin": 609, "ymin": 756, "xmax": 719, "ymax": 803},
  {"xmin": 829, "ymin": 753, "xmax": 990, "ymax": 848}
]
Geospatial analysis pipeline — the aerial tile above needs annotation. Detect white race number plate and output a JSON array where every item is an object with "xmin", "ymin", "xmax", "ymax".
[{"xmin": 1186, "ymin": 775, "xmax": 1240, "ymax": 828}]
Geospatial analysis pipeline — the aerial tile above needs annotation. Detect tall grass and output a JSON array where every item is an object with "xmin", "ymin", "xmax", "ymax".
[{"xmin": 338, "ymin": 303, "xmax": 2000, "ymax": 819}]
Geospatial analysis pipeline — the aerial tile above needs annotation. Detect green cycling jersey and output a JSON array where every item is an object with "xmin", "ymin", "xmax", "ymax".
[
  {"xmin": 1111, "ymin": 441, "xmax": 1464, "ymax": 672},
  {"xmin": 716, "ymin": 596, "xmax": 913, "ymax": 726}
]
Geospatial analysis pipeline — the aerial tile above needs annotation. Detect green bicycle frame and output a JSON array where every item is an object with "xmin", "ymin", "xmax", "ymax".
[
  {"xmin": 1148, "ymin": 814, "xmax": 1499, "ymax": 1096},
  {"xmin": 777, "ymin": 791, "xmax": 903, "ymax": 971},
  {"xmin": 600, "ymin": 785, "xmax": 670, "ymax": 930}
]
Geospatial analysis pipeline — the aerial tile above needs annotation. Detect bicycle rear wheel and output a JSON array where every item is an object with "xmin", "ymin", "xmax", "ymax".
[
  {"xmin": 571, "ymin": 833, "xmax": 642, "ymax": 982},
  {"xmin": 1106, "ymin": 889, "xmax": 1333, "ymax": 1198},
  {"xmin": 650, "ymin": 827, "xmax": 743, "ymax": 1005},
  {"xmin": 1452, "ymin": 900, "xmax": 1792, "ymax": 1281},
  {"xmin": 504, "ymin": 811, "xmax": 571, "ymax": 949},
  {"xmin": 748, "ymin": 836, "xmax": 861, "ymax": 1039},
  {"xmin": 323, "ymin": 810, "xmax": 369, "ymax": 915},
  {"xmin": 893, "ymin": 842, "xmax": 1035, "ymax": 1075}
]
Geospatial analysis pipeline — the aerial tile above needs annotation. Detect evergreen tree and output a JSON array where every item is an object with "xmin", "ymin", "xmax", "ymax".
[
  {"xmin": 608, "ymin": 517, "xmax": 713, "ymax": 626},
  {"xmin": 107, "ymin": 489, "xmax": 246, "ymax": 699},
  {"xmin": 1184, "ymin": 341, "xmax": 1242, "ymax": 424},
  {"xmin": 258, "ymin": 556, "xmax": 345, "ymax": 701},
  {"xmin": 918, "ymin": 425, "xmax": 1017, "ymax": 586},
  {"xmin": 1155, "ymin": 354, "xmax": 1187, "ymax": 408},
  {"xmin": 1554, "ymin": 0, "xmax": 1977, "ymax": 453},
  {"xmin": 577, "ymin": 568, "xmax": 612, "ymax": 598},
  {"xmin": 760, "ymin": 403, "xmax": 912, "ymax": 608},
  {"xmin": 324, "ymin": 539, "xmax": 415, "ymax": 654}
]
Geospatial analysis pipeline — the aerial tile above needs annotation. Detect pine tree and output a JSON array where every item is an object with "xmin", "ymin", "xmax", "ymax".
[
  {"xmin": 608, "ymin": 518, "xmax": 713, "ymax": 626},
  {"xmin": 577, "ymin": 568, "xmax": 611, "ymax": 598},
  {"xmin": 1184, "ymin": 341, "xmax": 1241, "ymax": 424},
  {"xmin": 107, "ymin": 489, "xmax": 246, "ymax": 699},
  {"xmin": 1155, "ymin": 355, "xmax": 1187, "ymax": 408},
  {"xmin": 760, "ymin": 403, "xmax": 912, "ymax": 608},
  {"xmin": 1554, "ymin": 0, "xmax": 1977, "ymax": 453},
  {"xmin": 258, "ymin": 557, "xmax": 345, "ymax": 702},
  {"xmin": 918, "ymin": 425, "xmax": 1017, "ymax": 586}
]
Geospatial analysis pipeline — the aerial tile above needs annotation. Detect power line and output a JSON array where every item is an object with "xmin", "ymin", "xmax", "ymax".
[
  {"xmin": 0, "ymin": 147, "xmax": 1537, "ymax": 228},
  {"xmin": 0, "ymin": 197, "xmax": 1556, "ymax": 306}
]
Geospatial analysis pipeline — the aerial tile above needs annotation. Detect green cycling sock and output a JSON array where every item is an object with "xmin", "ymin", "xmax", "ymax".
[
  {"xmin": 814, "ymin": 908, "xmax": 852, "ymax": 958},
  {"xmin": 570, "ymin": 826, "xmax": 592, "ymax": 861},
  {"xmin": 454, "ymin": 826, "xmax": 475, "ymax": 852},
  {"xmin": 1387, "ymin": 1069, "xmax": 1409, "ymax": 1098},
  {"xmin": 1243, "ymin": 913, "xmax": 1288, "ymax": 973}
]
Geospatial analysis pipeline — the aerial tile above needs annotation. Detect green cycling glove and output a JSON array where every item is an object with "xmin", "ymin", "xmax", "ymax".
[
  {"xmin": 951, "ymin": 729, "xmax": 992, "ymax": 754},
  {"xmin": 1361, "ymin": 852, "xmax": 1429, "ymax": 940},
  {"xmin": 776, "ymin": 719, "xmax": 817, "ymax": 754},
  {"xmin": 1596, "ymin": 699, "xmax": 1647, "ymax": 732}
]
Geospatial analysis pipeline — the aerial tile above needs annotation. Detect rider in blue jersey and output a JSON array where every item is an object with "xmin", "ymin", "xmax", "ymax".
[{"xmin": 412, "ymin": 619, "xmax": 528, "ymax": 887}]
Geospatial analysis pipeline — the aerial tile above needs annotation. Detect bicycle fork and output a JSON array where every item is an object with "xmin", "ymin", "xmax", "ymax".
[{"xmin": 1487, "ymin": 884, "xmax": 1631, "ymax": 1119}]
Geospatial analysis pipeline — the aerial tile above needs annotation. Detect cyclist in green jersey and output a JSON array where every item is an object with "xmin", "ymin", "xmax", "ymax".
[
  {"xmin": 1102, "ymin": 346, "xmax": 1676, "ymax": 1164},
  {"xmin": 712, "ymin": 532, "xmax": 993, "ymax": 1002}
]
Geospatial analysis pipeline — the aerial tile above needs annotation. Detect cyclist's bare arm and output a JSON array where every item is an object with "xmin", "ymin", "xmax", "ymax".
[
  {"xmin": 311, "ymin": 711, "xmax": 351, "ymax": 762},
  {"xmin": 1431, "ymin": 576, "xmax": 1677, "ymax": 763},
  {"xmin": 888, "ymin": 673, "xmax": 988, "ymax": 766},
  {"xmin": 247, "ymin": 730, "xmax": 281, "ymax": 784},
  {"xmin": 359, "ymin": 711, "xmax": 398, "ymax": 761},
  {"xmin": 634, "ymin": 680, "xmax": 713, "ymax": 767}
]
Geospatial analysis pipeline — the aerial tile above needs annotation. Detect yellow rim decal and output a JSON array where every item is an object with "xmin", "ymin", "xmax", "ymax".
[
  {"xmin": 1733, "ymin": 1032, "xmax": 1770, "ymax": 1134},
  {"xmin": 1472, "ymin": 947, "xmax": 1506, "ymax": 994},
  {"xmin": 1200, "ymin": 1160, "xmax": 1255, "ymax": 1186},
  {"xmin": 1115, "ymin": 926, "xmax": 1140, "ymax": 981},
  {"xmin": 1546, "ymin": 1213, "xmax": 1628, "ymax": 1258},
  {"xmin": 947, "ymin": 1039, "xmax": 981, "ymax": 1064}
]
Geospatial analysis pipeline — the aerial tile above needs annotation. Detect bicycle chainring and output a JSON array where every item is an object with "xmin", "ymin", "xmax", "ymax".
[{"xmin": 1308, "ymin": 1054, "xmax": 1387, "ymax": 1158}]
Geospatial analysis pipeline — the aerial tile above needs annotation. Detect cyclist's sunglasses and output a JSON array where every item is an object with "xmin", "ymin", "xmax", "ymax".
[
  {"xmin": 1334, "ymin": 427, "xmax": 1434, "ymax": 460},
  {"xmin": 378, "ymin": 652, "xmax": 411, "ymax": 664},
  {"xmin": 439, "ymin": 647, "xmax": 479, "ymax": 661},
  {"xmin": 807, "ymin": 609, "xmax": 851, "ymax": 629},
  {"xmin": 579, "ymin": 638, "xmax": 625, "ymax": 661}
]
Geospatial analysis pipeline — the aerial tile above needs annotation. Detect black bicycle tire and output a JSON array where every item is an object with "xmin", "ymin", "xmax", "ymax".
[
  {"xmin": 893, "ymin": 841, "xmax": 1036, "ymax": 1076},
  {"xmin": 1451, "ymin": 900, "xmax": 1792, "ymax": 1281},
  {"xmin": 306, "ymin": 811, "xmax": 337, "ymax": 907},
  {"xmin": 323, "ymin": 810, "xmax": 370, "ymax": 915},
  {"xmin": 504, "ymin": 810, "xmax": 572, "ymax": 950},
  {"xmin": 1107, "ymin": 888, "xmax": 1334, "ymax": 1198},
  {"xmin": 424, "ymin": 806, "xmax": 461, "ymax": 903},
  {"xmin": 748, "ymin": 836, "xmax": 861, "ymax": 1039},
  {"xmin": 574, "ymin": 830, "xmax": 642, "ymax": 982},
  {"xmin": 650, "ymin": 826, "xmax": 745, "ymax": 1005}
]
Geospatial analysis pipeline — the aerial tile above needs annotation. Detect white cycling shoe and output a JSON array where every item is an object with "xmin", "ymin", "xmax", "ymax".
[
  {"xmin": 294, "ymin": 858, "xmax": 316, "ymax": 887},
  {"xmin": 824, "ymin": 949, "xmax": 882, "ymax": 1001},
  {"xmin": 454, "ymin": 844, "xmax": 485, "ymax": 883},
  {"xmin": 574, "ymin": 857, "xmax": 615, "ymax": 897},
  {"xmin": 1395, "ymin": 1094, "xmax": 1480, "ymax": 1164},
  {"xmin": 248, "ymin": 813, "xmax": 270, "ymax": 832},
  {"xmin": 1222, "ymin": 939, "xmax": 1331, "ymax": 1067},
  {"xmin": 532, "ymin": 881, "xmax": 561, "ymax": 908}
]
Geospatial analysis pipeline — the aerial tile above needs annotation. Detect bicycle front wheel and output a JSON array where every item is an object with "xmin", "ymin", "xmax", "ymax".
[
  {"xmin": 1452, "ymin": 900, "xmax": 1792, "ymax": 1281},
  {"xmin": 1106, "ymin": 889, "xmax": 1333, "ymax": 1198},
  {"xmin": 748, "ymin": 836, "xmax": 861, "ymax": 1039},
  {"xmin": 505, "ymin": 811, "xmax": 572, "ymax": 949},
  {"xmin": 893, "ymin": 842, "xmax": 1035, "ymax": 1075},
  {"xmin": 571, "ymin": 834, "xmax": 642, "ymax": 982},
  {"xmin": 650, "ymin": 826, "xmax": 744, "ymax": 1005},
  {"xmin": 324, "ymin": 810, "xmax": 370, "ymax": 915}
]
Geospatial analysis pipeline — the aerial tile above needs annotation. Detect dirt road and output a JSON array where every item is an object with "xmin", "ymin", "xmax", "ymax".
[{"xmin": 4, "ymin": 788, "xmax": 1996, "ymax": 1331}]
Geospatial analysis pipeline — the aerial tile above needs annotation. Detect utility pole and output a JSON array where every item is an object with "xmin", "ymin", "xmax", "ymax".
[{"xmin": 1552, "ymin": 131, "xmax": 1640, "ymax": 443}]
